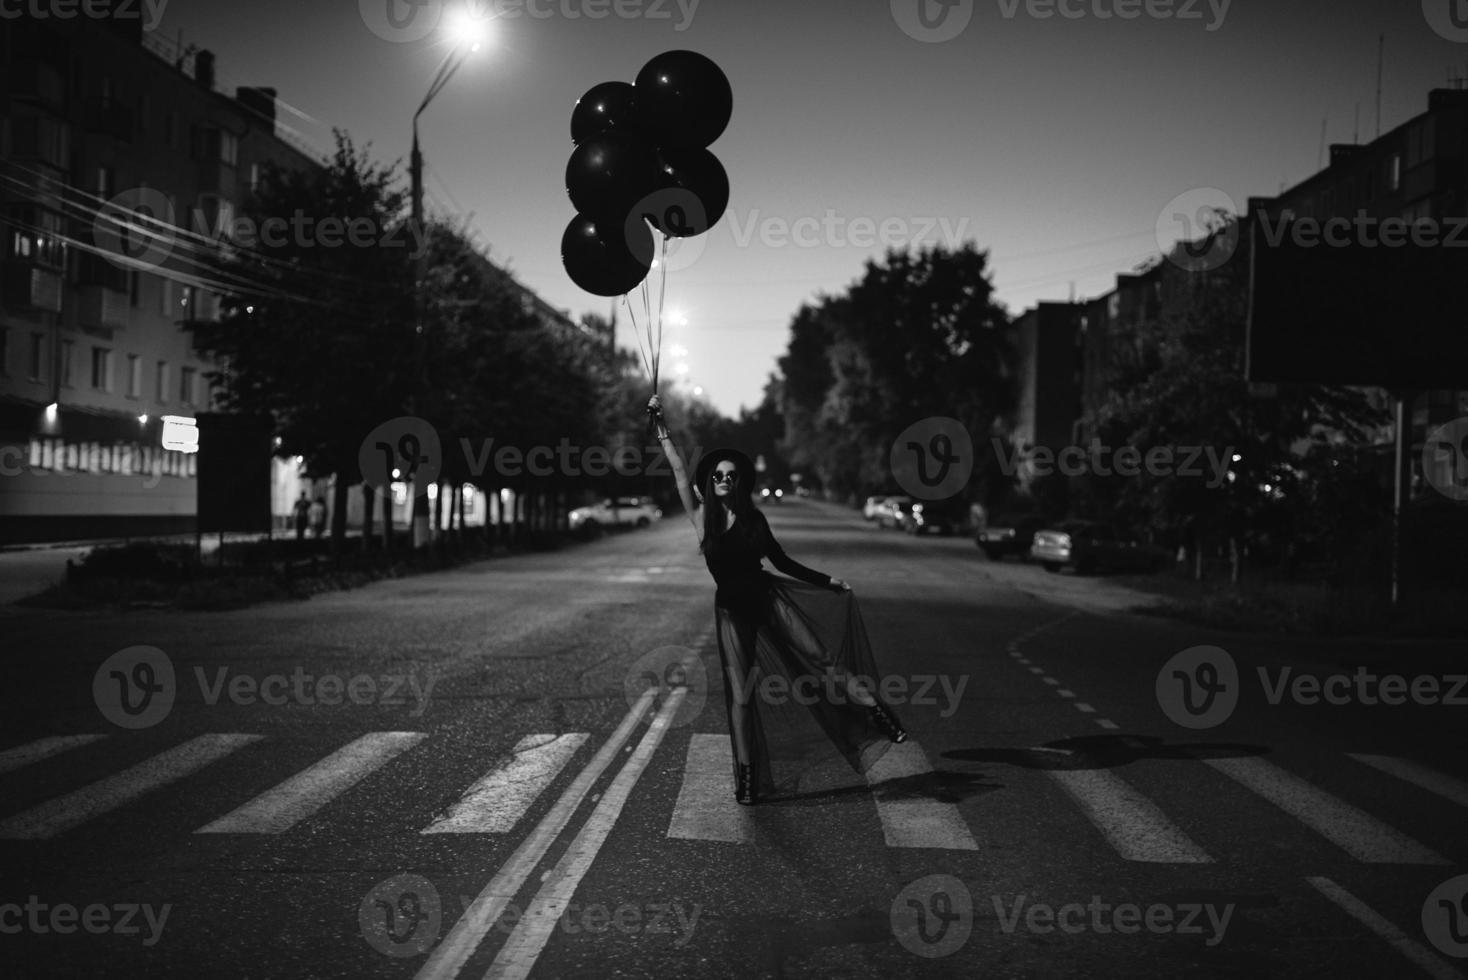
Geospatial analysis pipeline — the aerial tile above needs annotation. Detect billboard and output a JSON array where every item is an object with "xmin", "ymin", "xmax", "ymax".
[
  {"xmin": 1246, "ymin": 215, "xmax": 1468, "ymax": 388},
  {"xmin": 196, "ymin": 413, "xmax": 273, "ymax": 533}
]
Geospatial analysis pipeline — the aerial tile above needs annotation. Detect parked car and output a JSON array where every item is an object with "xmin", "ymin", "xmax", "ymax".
[
  {"xmin": 874, "ymin": 496, "xmax": 913, "ymax": 529},
  {"xmin": 976, "ymin": 514, "xmax": 1048, "ymax": 561},
  {"xmin": 569, "ymin": 496, "xmax": 662, "ymax": 534},
  {"xmin": 862, "ymin": 495, "xmax": 889, "ymax": 520},
  {"xmin": 1029, "ymin": 520, "xmax": 1170, "ymax": 574},
  {"xmin": 759, "ymin": 486, "xmax": 785, "ymax": 504},
  {"xmin": 900, "ymin": 499, "xmax": 962, "ymax": 536}
]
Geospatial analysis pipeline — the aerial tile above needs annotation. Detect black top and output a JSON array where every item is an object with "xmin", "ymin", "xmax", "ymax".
[{"xmin": 702, "ymin": 507, "xmax": 830, "ymax": 617}]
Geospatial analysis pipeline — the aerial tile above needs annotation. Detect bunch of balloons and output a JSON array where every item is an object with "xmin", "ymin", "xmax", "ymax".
[{"xmin": 560, "ymin": 50, "xmax": 732, "ymax": 299}]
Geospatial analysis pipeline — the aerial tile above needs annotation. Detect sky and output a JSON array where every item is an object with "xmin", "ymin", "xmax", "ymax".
[{"xmin": 147, "ymin": 0, "xmax": 1468, "ymax": 418}]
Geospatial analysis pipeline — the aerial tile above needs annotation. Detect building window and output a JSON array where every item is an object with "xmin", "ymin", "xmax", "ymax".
[
  {"xmin": 156, "ymin": 360, "xmax": 169, "ymax": 403},
  {"xmin": 127, "ymin": 354, "xmax": 141, "ymax": 397},
  {"xmin": 249, "ymin": 163, "xmax": 261, "ymax": 193},
  {"xmin": 159, "ymin": 277, "xmax": 171, "ymax": 316},
  {"xmin": 180, "ymin": 366, "xmax": 196, "ymax": 406},
  {"xmin": 60, "ymin": 340, "xmax": 74, "ymax": 387},
  {"xmin": 91, "ymin": 347, "xmax": 113, "ymax": 391},
  {"xmin": 130, "ymin": 270, "xmax": 140, "ymax": 306},
  {"xmin": 9, "ymin": 114, "xmax": 71, "ymax": 168},
  {"xmin": 29, "ymin": 333, "xmax": 45, "ymax": 381},
  {"xmin": 0, "ymin": 328, "xmax": 8, "ymax": 375},
  {"xmin": 1389, "ymin": 154, "xmax": 1401, "ymax": 192},
  {"xmin": 96, "ymin": 166, "xmax": 113, "ymax": 198}
]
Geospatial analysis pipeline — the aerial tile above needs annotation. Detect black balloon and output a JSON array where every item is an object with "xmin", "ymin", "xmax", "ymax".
[
  {"xmin": 570, "ymin": 81, "xmax": 644, "ymax": 145},
  {"xmin": 637, "ymin": 147, "xmax": 728, "ymax": 238},
  {"xmin": 633, "ymin": 50, "xmax": 732, "ymax": 149},
  {"xmin": 561, "ymin": 212, "xmax": 654, "ymax": 297},
  {"xmin": 565, "ymin": 134, "xmax": 663, "ymax": 222}
]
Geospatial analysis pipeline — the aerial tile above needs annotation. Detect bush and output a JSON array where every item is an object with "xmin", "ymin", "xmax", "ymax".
[{"xmin": 73, "ymin": 542, "xmax": 202, "ymax": 582}]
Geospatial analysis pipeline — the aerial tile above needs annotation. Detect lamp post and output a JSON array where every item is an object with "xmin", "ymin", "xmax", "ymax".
[{"xmin": 407, "ymin": 13, "xmax": 485, "ymax": 548}]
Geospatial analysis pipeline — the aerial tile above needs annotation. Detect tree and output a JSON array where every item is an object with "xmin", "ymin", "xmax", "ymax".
[
  {"xmin": 1083, "ymin": 228, "xmax": 1387, "ymax": 581},
  {"xmin": 188, "ymin": 130, "xmax": 412, "ymax": 553},
  {"xmin": 776, "ymin": 243, "xmax": 1015, "ymax": 504}
]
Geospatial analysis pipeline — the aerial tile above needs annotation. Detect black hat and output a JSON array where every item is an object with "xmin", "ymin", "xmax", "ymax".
[{"xmin": 694, "ymin": 447, "xmax": 756, "ymax": 499}]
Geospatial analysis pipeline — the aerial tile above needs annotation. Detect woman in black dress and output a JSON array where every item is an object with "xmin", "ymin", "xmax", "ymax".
[{"xmin": 648, "ymin": 395, "xmax": 907, "ymax": 805}]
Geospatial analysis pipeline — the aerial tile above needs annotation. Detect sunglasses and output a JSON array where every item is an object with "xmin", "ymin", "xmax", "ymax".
[{"xmin": 711, "ymin": 470, "xmax": 737, "ymax": 484}]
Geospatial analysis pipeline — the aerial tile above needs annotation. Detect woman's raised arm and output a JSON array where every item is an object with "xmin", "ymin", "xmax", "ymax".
[{"xmin": 648, "ymin": 395, "xmax": 702, "ymax": 544}]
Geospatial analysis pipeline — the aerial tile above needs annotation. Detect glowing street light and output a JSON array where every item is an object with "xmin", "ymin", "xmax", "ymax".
[{"xmin": 443, "ymin": 4, "xmax": 492, "ymax": 51}]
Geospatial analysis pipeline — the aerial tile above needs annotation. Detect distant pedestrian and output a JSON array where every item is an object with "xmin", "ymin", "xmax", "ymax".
[
  {"xmin": 292, "ymin": 491, "xmax": 310, "ymax": 540},
  {"xmin": 309, "ymin": 496, "xmax": 327, "ymax": 538}
]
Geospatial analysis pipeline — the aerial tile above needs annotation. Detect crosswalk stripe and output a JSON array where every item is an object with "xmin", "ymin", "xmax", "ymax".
[
  {"xmin": 1047, "ymin": 767, "xmax": 1212, "ymax": 863},
  {"xmin": 486, "ymin": 690, "xmax": 687, "ymax": 980},
  {"xmin": 1306, "ymin": 876, "xmax": 1466, "ymax": 980},
  {"xmin": 1205, "ymin": 757, "xmax": 1449, "ymax": 864},
  {"xmin": 196, "ymin": 732, "xmax": 426, "ymax": 834},
  {"xmin": 1347, "ymin": 754, "xmax": 1468, "ymax": 811},
  {"xmin": 422, "ymin": 733, "xmax": 588, "ymax": 835},
  {"xmin": 0, "ymin": 735, "xmax": 106, "ymax": 776},
  {"xmin": 413, "ymin": 688, "xmax": 659, "ymax": 980},
  {"xmin": 865, "ymin": 741, "xmax": 978, "ymax": 850},
  {"xmin": 0, "ymin": 733, "xmax": 262, "ymax": 840},
  {"xmin": 666, "ymin": 734, "xmax": 753, "ymax": 843}
]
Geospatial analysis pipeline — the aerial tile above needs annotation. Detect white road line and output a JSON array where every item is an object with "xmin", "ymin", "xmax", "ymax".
[
  {"xmin": 1057, "ymin": 690, "xmax": 1075, "ymax": 698},
  {"xmin": 485, "ymin": 689, "xmax": 688, "ymax": 980},
  {"xmin": 196, "ymin": 732, "xmax": 426, "ymax": 834},
  {"xmin": 865, "ymin": 741, "xmax": 978, "ymax": 850},
  {"xmin": 1348, "ymin": 754, "xmax": 1468, "ymax": 810},
  {"xmin": 1047, "ymin": 767, "xmax": 1212, "ymax": 863},
  {"xmin": 1095, "ymin": 719, "xmax": 1118, "ymax": 730},
  {"xmin": 422, "ymin": 733, "xmax": 588, "ymax": 835},
  {"xmin": 1042, "ymin": 677, "xmax": 1059, "ymax": 686},
  {"xmin": 1306, "ymin": 876, "xmax": 1465, "ymax": 980},
  {"xmin": 1028, "ymin": 667, "xmax": 1044, "ymax": 675},
  {"xmin": 412, "ymin": 688, "xmax": 658, "ymax": 980},
  {"xmin": 1205, "ymin": 757, "xmax": 1448, "ymax": 865},
  {"xmin": 0, "ymin": 735, "xmax": 106, "ymax": 776},
  {"xmin": 667, "ymin": 734, "xmax": 753, "ymax": 843},
  {"xmin": 1075, "ymin": 704, "xmax": 1095, "ymax": 713},
  {"xmin": 0, "ymin": 733, "xmax": 262, "ymax": 839}
]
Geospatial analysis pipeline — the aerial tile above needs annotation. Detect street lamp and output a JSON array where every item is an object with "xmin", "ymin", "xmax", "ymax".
[{"xmin": 407, "ymin": 10, "xmax": 489, "ymax": 547}]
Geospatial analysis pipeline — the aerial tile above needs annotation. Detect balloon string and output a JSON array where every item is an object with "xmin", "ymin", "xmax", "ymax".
[
  {"xmin": 656, "ymin": 234, "xmax": 668, "ymax": 393},
  {"xmin": 624, "ymin": 293, "xmax": 653, "ymax": 383},
  {"xmin": 648, "ymin": 269, "xmax": 660, "ymax": 393}
]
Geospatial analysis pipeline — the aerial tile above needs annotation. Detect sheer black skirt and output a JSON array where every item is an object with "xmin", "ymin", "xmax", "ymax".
[{"xmin": 713, "ymin": 573, "xmax": 903, "ymax": 799}]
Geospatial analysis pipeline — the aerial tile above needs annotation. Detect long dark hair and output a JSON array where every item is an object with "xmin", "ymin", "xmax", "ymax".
[{"xmin": 699, "ymin": 467, "xmax": 756, "ymax": 554}]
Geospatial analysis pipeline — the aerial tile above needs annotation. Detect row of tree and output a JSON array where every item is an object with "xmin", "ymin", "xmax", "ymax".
[
  {"xmin": 752, "ymin": 229, "xmax": 1395, "ymax": 584},
  {"xmin": 186, "ymin": 132, "xmax": 711, "ymax": 554}
]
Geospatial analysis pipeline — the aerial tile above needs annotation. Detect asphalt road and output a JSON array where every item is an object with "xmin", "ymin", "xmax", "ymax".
[{"xmin": 1, "ymin": 498, "xmax": 1464, "ymax": 979}]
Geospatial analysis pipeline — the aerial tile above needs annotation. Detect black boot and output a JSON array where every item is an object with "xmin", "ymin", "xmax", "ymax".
[
  {"xmin": 868, "ymin": 702, "xmax": 908, "ymax": 743},
  {"xmin": 734, "ymin": 762, "xmax": 758, "ymax": 805}
]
